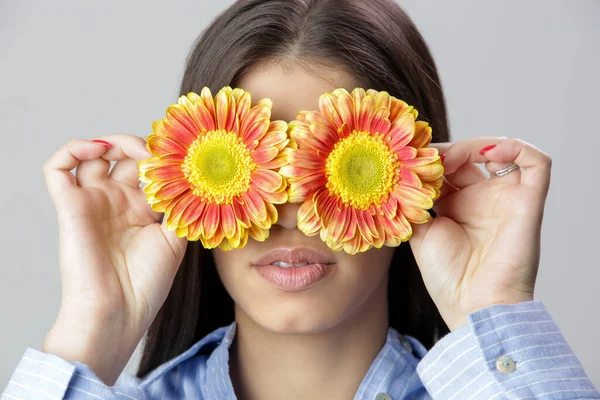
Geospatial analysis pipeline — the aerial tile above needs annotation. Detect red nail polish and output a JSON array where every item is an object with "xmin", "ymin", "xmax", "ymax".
[
  {"xmin": 479, "ymin": 144, "xmax": 496, "ymax": 155},
  {"xmin": 91, "ymin": 139, "xmax": 112, "ymax": 148},
  {"xmin": 440, "ymin": 153, "xmax": 446, "ymax": 163}
]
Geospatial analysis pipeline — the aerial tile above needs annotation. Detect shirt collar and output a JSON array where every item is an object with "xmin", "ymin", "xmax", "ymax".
[{"xmin": 141, "ymin": 322, "xmax": 418, "ymax": 399}]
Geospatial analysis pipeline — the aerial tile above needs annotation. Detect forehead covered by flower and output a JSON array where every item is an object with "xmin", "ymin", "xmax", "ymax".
[
  {"xmin": 281, "ymin": 88, "xmax": 443, "ymax": 255},
  {"xmin": 139, "ymin": 87, "xmax": 291, "ymax": 250}
]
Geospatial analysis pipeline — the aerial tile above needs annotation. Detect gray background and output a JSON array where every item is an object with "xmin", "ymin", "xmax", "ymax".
[{"xmin": 1, "ymin": 0, "xmax": 598, "ymax": 390}]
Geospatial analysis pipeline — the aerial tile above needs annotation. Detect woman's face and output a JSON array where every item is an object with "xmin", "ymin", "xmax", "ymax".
[{"xmin": 213, "ymin": 63, "xmax": 395, "ymax": 334}]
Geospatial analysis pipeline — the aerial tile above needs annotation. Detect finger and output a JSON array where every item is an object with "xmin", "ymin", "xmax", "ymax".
[
  {"xmin": 478, "ymin": 138, "xmax": 551, "ymax": 193},
  {"xmin": 436, "ymin": 137, "xmax": 524, "ymax": 186},
  {"xmin": 110, "ymin": 159, "xmax": 142, "ymax": 188},
  {"xmin": 429, "ymin": 142, "xmax": 489, "ymax": 188},
  {"xmin": 77, "ymin": 134, "xmax": 152, "ymax": 187},
  {"xmin": 430, "ymin": 193, "xmax": 477, "ymax": 228},
  {"xmin": 433, "ymin": 176, "xmax": 458, "ymax": 205},
  {"xmin": 484, "ymin": 160, "xmax": 521, "ymax": 181},
  {"xmin": 42, "ymin": 139, "xmax": 112, "ymax": 205},
  {"xmin": 133, "ymin": 189, "xmax": 164, "ymax": 224},
  {"xmin": 443, "ymin": 162, "xmax": 487, "ymax": 189},
  {"xmin": 432, "ymin": 137, "xmax": 508, "ymax": 175},
  {"xmin": 76, "ymin": 158, "xmax": 112, "ymax": 186},
  {"xmin": 92, "ymin": 134, "xmax": 152, "ymax": 163}
]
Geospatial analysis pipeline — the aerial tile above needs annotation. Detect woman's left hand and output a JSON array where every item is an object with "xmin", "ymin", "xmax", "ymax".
[{"xmin": 409, "ymin": 137, "xmax": 552, "ymax": 331}]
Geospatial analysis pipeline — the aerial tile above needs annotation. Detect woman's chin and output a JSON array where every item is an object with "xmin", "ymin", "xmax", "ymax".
[{"xmin": 236, "ymin": 298, "xmax": 346, "ymax": 335}]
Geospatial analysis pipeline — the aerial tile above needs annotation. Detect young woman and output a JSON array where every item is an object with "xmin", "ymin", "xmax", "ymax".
[{"xmin": 3, "ymin": 0, "xmax": 598, "ymax": 399}]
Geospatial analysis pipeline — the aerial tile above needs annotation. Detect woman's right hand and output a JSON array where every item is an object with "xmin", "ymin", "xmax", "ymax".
[{"xmin": 41, "ymin": 135, "xmax": 188, "ymax": 385}]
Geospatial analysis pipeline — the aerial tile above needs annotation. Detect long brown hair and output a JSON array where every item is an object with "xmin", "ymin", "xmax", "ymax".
[{"xmin": 137, "ymin": 0, "xmax": 451, "ymax": 377}]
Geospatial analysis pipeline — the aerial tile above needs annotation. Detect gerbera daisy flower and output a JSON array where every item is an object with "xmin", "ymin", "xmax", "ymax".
[
  {"xmin": 280, "ymin": 88, "xmax": 443, "ymax": 254},
  {"xmin": 139, "ymin": 87, "xmax": 291, "ymax": 250}
]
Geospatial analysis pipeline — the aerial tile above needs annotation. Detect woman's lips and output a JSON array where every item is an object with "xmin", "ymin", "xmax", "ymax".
[{"xmin": 253, "ymin": 247, "xmax": 335, "ymax": 291}]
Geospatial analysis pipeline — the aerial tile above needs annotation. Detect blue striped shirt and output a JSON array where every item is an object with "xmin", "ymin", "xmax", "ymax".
[{"xmin": 2, "ymin": 301, "xmax": 598, "ymax": 399}]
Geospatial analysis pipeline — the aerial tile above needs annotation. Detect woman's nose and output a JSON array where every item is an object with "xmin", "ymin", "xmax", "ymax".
[{"xmin": 274, "ymin": 202, "xmax": 301, "ymax": 230}]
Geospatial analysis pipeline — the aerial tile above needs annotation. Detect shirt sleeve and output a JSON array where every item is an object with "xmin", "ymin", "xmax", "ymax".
[
  {"xmin": 1, "ymin": 348, "xmax": 147, "ymax": 400},
  {"xmin": 416, "ymin": 301, "xmax": 600, "ymax": 399}
]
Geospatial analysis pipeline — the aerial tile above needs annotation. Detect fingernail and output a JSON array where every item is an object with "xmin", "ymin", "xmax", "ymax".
[
  {"xmin": 91, "ymin": 139, "xmax": 112, "ymax": 149},
  {"xmin": 479, "ymin": 144, "xmax": 496, "ymax": 155},
  {"xmin": 440, "ymin": 153, "xmax": 446, "ymax": 163}
]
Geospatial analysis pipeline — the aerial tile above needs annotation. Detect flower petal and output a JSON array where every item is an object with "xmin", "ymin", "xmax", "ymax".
[
  {"xmin": 298, "ymin": 196, "xmax": 322, "ymax": 236},
  {"xmin": 399, "ymin": 168, "xmax": 422, "ymax": 188},
  {"xmin": 267, "ymin": 200, "xmax": 278, "ymax": 220},
  {"xmin": 200, "ymin": 87, "xmax": 216, "ymax": 120},
  {"xmin": 357, "ymin": 210, "xmax": 378, "ymax": 241},
  {"xmin": 340, "ymin": 208, "xmax": 358, "ymax": 243},
  {"xmin": 351, "ymin": 88, "xmax": 367, "ymax": 127},
  {"xmin": 203, "ymin": 227, "xmax": 225, "ymax": 249},
  {"xmin": 252, "ymin": 145, "xmax": 279, "ymax": 164},
  {"xmin": 342, "ymin": 232, "xmax": 361, "ymax": 255},
  {"xmin": 387, "ymin": 113, "xmax": 415, "ymax": 152},
  {"xmin": 165, "ymin": 105, "xmax": 200, "ymax": 146},
  {"xmin": 143, "ymin": 164, "xmax": 184, "ymax": 181},
  {"xmin": 357, "ymin": 95, "xmax": 375, "ymax": 132},
  {"xmin": 408, "ymin": 121, "xmax": 432, "ymax": 148},
  {"xmin": 326, "ymin": 201, "xmax": 350, "ymax": 243},
  {"xmin": 380, "ymin": 196, "xmax": 398, "ymax": 219},
  {"xmin": 319, "ymin": 93, "xmax": 344, "ymax": 128},
  {"xmin": 402, "ymin": 155, "xmax": 439, "ymax": 167},
  {"xmin": 233, "ymin": 199, "xmax": 251, "ymax": 228},
  {"xmin": 242, "ymin": 189, "xmax": 267, "ymax": 222},
  {"xmin": 335, "ymin": 90, "xmax": 354, "ymax": 131},
  {"xmin": 154, "ymin": 180, "xmax": 189, "ymax": 200},
  {"xmin": 258, "ymin": 151, "xmax": 291, "ymax": 170},
  {"xmin": 259, "ymin": 123, "xmax": 288, "ymax": 149},
  {"xmin": 393, "ymin": 184, "xmax": 434, "ymax": 209},
  {"xmin": 247, "ymin": 224, "xmax": 267, "ymax": 242},
  {"xmin": 416, "ymin": 147, "xmax": 439, "ymax": 158},
  {"xmin": 316, "ymin": 194, "xmax": 339, "ymax": 229},
  {"xmin": 220, "ymin": 204, "xmax": 237, "ymax": 239},
  {"xmin": 378, "ymin": 212, "xmax": 411, "ymax": 240},
  {"xmin": 241, "ymin": 105, "xmax": 271, "ymax": 143},
  {"xmin": 147, "ymin": 134, "xmax": 187, "ymax": 156},
  {"xmin": 243, "ymin": 118, "xmax": 270, "ymax": 147},
  {"xmin": 215, "ymin": 90, "xmax": 230, "ymax": 130},
  {"xmin": 203, "ymin": 202, "xmax": 220, "ymax": 238},
  {"xmin": 370, "ymin": 107, "xmax": 391, "ymax": 135},
  {"xmin": 304, "ymin": 115, "xmax": 339, "ymax": 147},
  {"xmin": 400, "ymin": 203, "xmax": 430, "ymax": 224},
  {"xmin": 286, "ymin": 149, "xmax": 324, "ymax": 171},
  {"xmin": 165, "ymin": 192, "xmax": 196, "ymax": 229},
  {"xmin": 372, "ymin": 90, "xmax": 392, "ymax": 110},
  {"xmin": 286, "ymin": 171, "xmax": 327, "ymax": 202},
  {"xmin": 179, "ymin": 197, "xmax": 206, "ymax": 228},
  {"xmin": 187, "ymin": 218, "xmax": 203, "ymax": 241},
  {"xmin": 412, "ymin": 163, "xmax": 444, "ymax": 181},
  {"xmin": 234, "ymin": 90, "xmax": 252, "ymax": 123},
  {"xmin": 389, "ymin": 99, "xmax": 412, "ymax": 123},
  {"xmin": 252, "ymin": 169, "xmax": 283, "ymax": 193},
  {"xmin": 396, "ymin": 146, "xmax": 418, "ymax": 160}
]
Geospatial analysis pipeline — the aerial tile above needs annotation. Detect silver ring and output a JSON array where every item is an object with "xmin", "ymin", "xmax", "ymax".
[{"xmin": 491, "ymin": 162, "xmax": 520, "ymax": 177}]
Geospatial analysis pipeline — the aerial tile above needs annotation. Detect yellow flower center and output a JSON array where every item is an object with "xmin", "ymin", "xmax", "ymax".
[
  {"xmin": 325, "ymin": 131, "xmax": 398, "ymax": 210},
  {"xmin": 183, "ymin": 130, "xmax": 255, "ymax": 204}
]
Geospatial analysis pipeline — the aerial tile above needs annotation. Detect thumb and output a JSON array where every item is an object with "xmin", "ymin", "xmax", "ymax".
[
  {"xmin": 409, "ymin": 179, "xmax": 456, "ymax": 252},
  {"xmin": 409, "ymin": 216, "xmax": 433, "ymax": 254},
  {"xmin": 159, "ymin": 214, "xmax": 189, "ymax": 268}
]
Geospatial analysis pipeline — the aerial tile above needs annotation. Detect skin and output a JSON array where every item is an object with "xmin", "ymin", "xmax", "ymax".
[
  {"xmin": 41, "ymin": 60, "xmax": 550, "ymax": 398},
  {"xmin": 214, "ymin": 63, "xmax": 394, "ymax": 400}
]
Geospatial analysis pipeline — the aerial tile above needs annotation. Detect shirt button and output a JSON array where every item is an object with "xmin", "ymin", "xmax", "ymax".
[
  {"xmin": 399, "ymin": 335, "xmax": 413, "ymax": 353},
  {"xmin": 496, "ymin": 355, "xmax": 516, "ymax": 373},
  {"xmin": 375, "ymin": 393, "xmax": 392, "ymax": 400}
]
